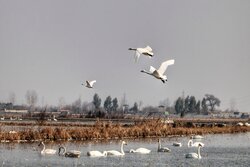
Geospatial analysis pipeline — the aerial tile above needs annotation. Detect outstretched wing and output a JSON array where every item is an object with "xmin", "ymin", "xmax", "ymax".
[
  {"xmin": 149, "ymin": 66, "xmax": 156, "ymax": 73},
  {"xmin": 134, "ymin": 51, "xmax": 141, "ymax": 62},
  {"xmin": 86, "ymin": 81, "xmax": 90, "ymax": 86},
  {"xmin": 89, "ymin": 80, "xmax": 96, "ymax": 86},
  {"xmin": 145, "ymin": 46, "xmax": 153, "ymax": 52},
  {"xmin": 158, "ymin": 59, "xmax": 175, "ymax": 74}
]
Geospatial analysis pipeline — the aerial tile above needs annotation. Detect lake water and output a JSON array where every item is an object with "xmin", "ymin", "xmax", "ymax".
[{"xmin": 0, "ymin": 132, "xmax": 249, "ymax": 167}]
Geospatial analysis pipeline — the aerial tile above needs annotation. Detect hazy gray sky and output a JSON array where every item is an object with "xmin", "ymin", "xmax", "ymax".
[{"xmin": 0, "ymin": 0, "xmax": 250, "ymax": 112}]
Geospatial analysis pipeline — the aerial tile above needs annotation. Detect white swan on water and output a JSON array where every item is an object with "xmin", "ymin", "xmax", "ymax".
[
  {"xmin": 191, "ymin": 135, "xmax": 204, "ymax": 139},
  {"xmin": 129, "ymin": 148, "xmax": 151, "ymax": 154},
  {"xmin": 58, "ymin": 146, "xmax": 81, "ymax": 158},
  {"xmin": 87, "ymin": 150, "xmax": 107, "ymax": 157},
  {"xmin": 158, "ymin": 139, "xmax": 171, "ymax": 152},
  {"xmin": 188, "ymin": 139, "xmax": 205, "ymax": 147},
  {"xmin": 83, "ymin": 80, "xmax": 96, "ymax": 88},
  {"xmin": 185, "ymin": 143, "xmax": 203, "ymax": 159},
  {"xmin": 141, "ymin": 59, "xmax": 175, "ymax": 83},
  {"xmin": 106, "ymin": 141, "xmax": 127, "ymax": 156},
  {"xmin": 245, "ymin": 122, "xmax": 250, "ymax": 127},
  {"xmin": 128, "ymin": 46, "xmax": 154, "ymax": 62},
  {"xmin": 173, "ymin": 142, "xmax": 182, "ymax": 147},
  {"xmin": 38, "ymin": 141, "xmax": 56, "ymax": 155}
]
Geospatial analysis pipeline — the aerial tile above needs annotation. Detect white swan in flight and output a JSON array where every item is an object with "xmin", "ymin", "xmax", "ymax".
[
  {"xmin": 106, "ymin": 141, "xmax": 127, "ymax": 156},
  {"xmin": 141, "ymin": 59, "xmax": 175, "ymax": 83},
  {"xmin": 185, "ymin": 143, "xmax": 203, "ymax": 159},
  {"xmin": 128, "ymin": 46, "xmax": 154, "ymax": 62},
  {"xmin": 83, "ymin": 80, "xmax": 96, "ymax": 88},
  {"xmin": 58, "ymin": 146, "xmax": 81, "ymax": 158},
  {"xmin": 129, "ymin": 148, "xmax": 151, "ymax": 154},
  {"xmin": 188, "ymin": 139, "xmax": 205, "ymax": 147},
  {"xmin": 38, "ymin": 141, "xmax": 56, "ymax": 155},
  {"xmin": 158, "ymin": 139, "xmax": 171, "ymax": 152},
  {"xmin": 87, "ymin": 150, "xmax": 107, "ymax": 157},
  {"xmin": 173, "ymin": 142, "xmax": 182, "ymax": 147}
]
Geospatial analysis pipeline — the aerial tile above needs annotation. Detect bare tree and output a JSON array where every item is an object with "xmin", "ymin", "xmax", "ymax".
[
  {"xmin": 230, "ymin": 98, "xmax": 237, "ymax": 112},
  {"xmin": 205, "ymin": 94, "xmax": 221, "ymax": 112},
  {"xmin": 58, "ymin": 97, "xmax": 66, "ymax": 110},
  {"xmin": 82, "ymin": 101, "xmax": 94, "ymax": 113},
  {"xmin": 9, "ymin": 92, "xmax": 16, "ymax": 104},
  {"xmin": 159, "ymin": 98, "xmax": 170, "ymax": 108},
  {"xmin": 119, "ymin": 93, "xmax": 127, "ymax": 110},
  {"xmin": 26, "ymin": 90, "xmax": 38, "ymax": 107},
  {"xmin": 138, "ymin": 101, "xmax": 143, "ymax": 111},
  {"xmin": 72, "ymin": 97, "xmax": 82, "ymax": 113}
]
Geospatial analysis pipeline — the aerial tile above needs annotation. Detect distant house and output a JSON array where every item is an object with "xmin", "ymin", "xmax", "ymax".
[
  {"xmin": 122, "ymin": 104, "xmax": 129, "ymax": 113},
  {"xmin": 4, "ymin": 109, "xmax": 28, "ymax": 114},
  {"xmin": 233, "ymin": 111, "xmax": 241, "ymax": 118},
  {"xmin": 59, "ymin": 109, "xmax": 71, "ymax": 117},
  {"xmin": 233, "ymin": 111, "xmax": 240, "ymax": 115},
  {"xmin": 158, "ymin": 105, "xmax": 165, "ymax": 112},
  {"xmin": 241, "ymin": 113, "xmax": 250, "ymax": 119}
]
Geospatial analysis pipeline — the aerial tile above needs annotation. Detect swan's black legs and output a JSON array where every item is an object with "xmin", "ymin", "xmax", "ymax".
[{"xmin": 161, "ymin": 79, "xmax": 168, "ymax": 83}]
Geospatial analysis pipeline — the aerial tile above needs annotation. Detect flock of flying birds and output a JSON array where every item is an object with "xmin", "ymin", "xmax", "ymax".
[{"xmin": 82, "ymin": 46, "xmax": 175, "ymax": 88}]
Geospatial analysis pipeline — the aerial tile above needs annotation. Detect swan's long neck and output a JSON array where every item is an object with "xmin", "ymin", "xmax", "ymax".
[
  {"xmin": 141, "ymin": 70, "xmax": 152, "ymax": 75},
  {"xmin": 129, "ymin": 48, "xmax": 137, "ymax": 51},
  {"xmin": 41, "ymin": 142, "xmax": 45, "ymax": 153},
  {"xmin": 197, "ymin": 146, "xmax": 201, "ymax": 158},
  {"xmin": 158, "ymin": 140, "xmax": 161, "ymax": 150},
  {"xmin": 103, "ymin": 151, "xmax": 107, "ymax": 156},
  {"xmin": 188, "ymin": 140, "xmax": 193, "ymax": 147},
  {"xmin": 59, "ymin": 146, "xmax": 66, "ymax": 155},
  {"xmin": 121, "ymin": 142, "xmax": 125, "ymax": 155}
]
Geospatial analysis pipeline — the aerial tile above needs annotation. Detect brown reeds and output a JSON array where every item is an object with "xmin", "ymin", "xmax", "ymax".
[{"xmin": 0, "ymin": 119, "xmax": 250, "ymax": 143}]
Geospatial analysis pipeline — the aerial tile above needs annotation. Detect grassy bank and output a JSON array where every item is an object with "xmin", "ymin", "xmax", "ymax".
[{"xmin": 0, "ymin": 119, "xmax": 250, "ymax": 142}]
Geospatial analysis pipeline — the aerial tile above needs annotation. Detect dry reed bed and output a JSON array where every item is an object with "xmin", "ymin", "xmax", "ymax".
[
  {"xmin": 0, "ymin": 119, "xmax": 249, "ymax": 142},
  {"xmin": 0, "ymin": 121, "xmax": 93, "ymax": 127}
]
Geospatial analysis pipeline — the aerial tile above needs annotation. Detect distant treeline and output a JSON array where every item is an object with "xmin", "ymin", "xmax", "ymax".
[
  {"xmin": 1, "ymin": 92, "xmax": 221, "ymax": 119},
  {"xmin": 174, "ymin": 94, "xmax": 221, "ymax": 117}
]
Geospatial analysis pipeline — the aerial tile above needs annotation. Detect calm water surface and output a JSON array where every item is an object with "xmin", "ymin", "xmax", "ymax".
[{"xmin": 0, "ymin": 133, "xmax": 249, "ymax": 167}]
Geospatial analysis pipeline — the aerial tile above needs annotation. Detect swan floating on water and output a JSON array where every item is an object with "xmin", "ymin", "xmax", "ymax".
[
  {"xmin": 245, "ymin": 122, "xmax": 250, "ymax": 127},
  {"xmin": 58, "ymin": 146, "xmax": 81, "ymax": 158},
  {"xmin": 141, "ymin": 59, "xmax": 175, "ymax": 83},
  {"xmin": 87, "ymin": 150, "xmax": 107, "ymax": 157},
  {"xmin": 129, "ymin": 148, "xmax": 151, "ymax": 154},
  {"xmin": 188, "ymin": 139, "xmax": 205, "ymax": 147},
  {"xmin": 173, "ymin": 142, "xmax": 182, "ymax": 147},
  {"xmin": 106, "ymin": 141, "xmax": 127, "ymax": 156},
  {"xmin": 185, "ymin": 143, "xmax": 203, "ymax": 159},
  {"xmin": 191, "ymin": 135, "xmax": 204, "ymax": 139},
  {"xmin": 83, "ymin": 80, "xmax": 96, "ymax": 88},
  {"xmin": 237, "ymin": 122, "xmax": 244, "ymax": 126},
  {"xmin": 158, "ymin": 139, "xmax": 171, "ymax": 152},
  {"xmin": 128, "ymin": 46, "xmax": 154, "ymax": 62},
  {"xmin": 38, "ymin": 141, "xmax": 56, "ymax": 155}
]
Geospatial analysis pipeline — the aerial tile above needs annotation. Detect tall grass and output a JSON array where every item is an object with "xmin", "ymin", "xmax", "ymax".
[{"xmin": 0, "ymin": 119, "xmax": 249, "ymax": 142}]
